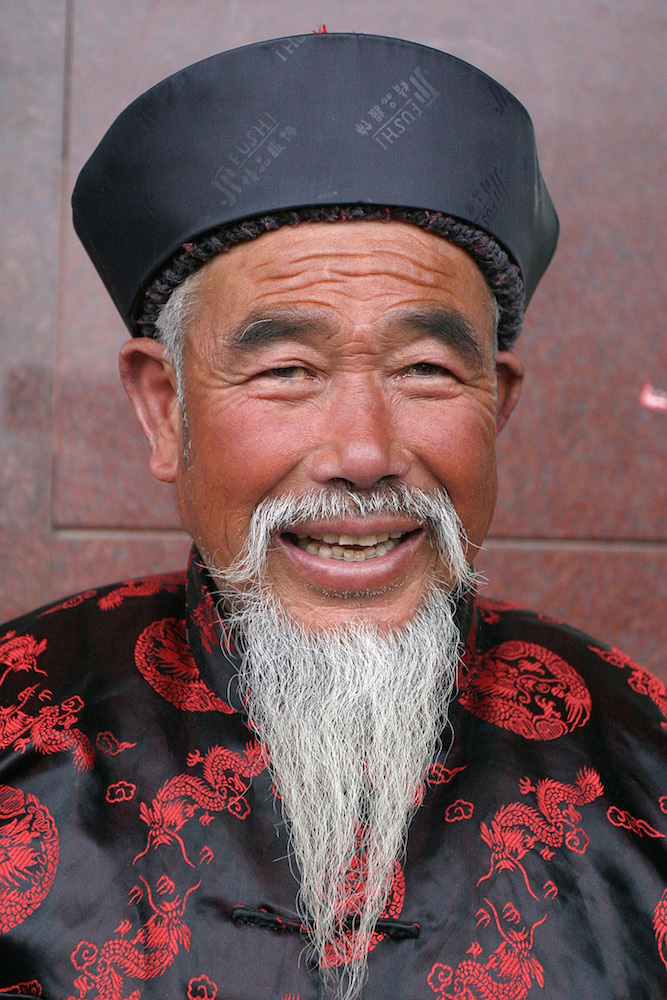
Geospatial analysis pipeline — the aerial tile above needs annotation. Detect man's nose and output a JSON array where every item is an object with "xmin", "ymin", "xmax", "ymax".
[{"xmin": 307, "ymin": 377, "xmax": 410, "ymax": 490}]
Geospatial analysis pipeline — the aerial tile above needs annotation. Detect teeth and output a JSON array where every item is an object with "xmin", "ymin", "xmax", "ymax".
[
  {"xmin": 302, "ymin": 531, "xmax": 395, "ymax": 546},
  {"xmin": 359, "ymin": 533, "xmax": 390, "ymax": 546},
  {"xmin": 295, "ymin": 532, "xmax": 405, "ymax": 561}
]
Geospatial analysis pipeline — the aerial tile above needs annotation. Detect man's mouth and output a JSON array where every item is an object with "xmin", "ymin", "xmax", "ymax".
[{"xmin": 285, "ymin": 530, "xmax": 412, "ymax": 562}]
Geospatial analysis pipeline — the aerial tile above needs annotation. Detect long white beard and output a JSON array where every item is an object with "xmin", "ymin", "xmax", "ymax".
[{"xmin": 208, "ymin": 486, "xmax": 473, "ymax": 999}]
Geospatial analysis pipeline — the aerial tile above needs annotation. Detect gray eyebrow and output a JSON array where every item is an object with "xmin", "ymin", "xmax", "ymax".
[
  {"xmin": 226, "ymin": 305, "xmax": 486, "ymax": 369},
  {"xmin": 229, "ymin": 311, "xmax": 323, "ymax": 348},
  {"xmin": 390, "ymin": 307, "xmax": 486, "ymax": 369}
]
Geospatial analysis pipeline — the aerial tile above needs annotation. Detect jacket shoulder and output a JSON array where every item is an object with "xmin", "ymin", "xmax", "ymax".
[
  {"xmin": 470, "ymin": 595, "xmax": 666, "ymax": 727},
  {"xmin": 0, "ymin": 570, "xmax": 187, "ymax": 698}
]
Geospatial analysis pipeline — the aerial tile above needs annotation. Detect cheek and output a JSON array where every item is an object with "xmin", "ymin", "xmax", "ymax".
[
  {"xmin": 176, "ymin": 399, "xmax": 305, "ymax": 556},
  {"xmin": 417, "ymin": 407, "xmax": 499, "ymax": 538},
  {"xmin": 215, "ymin": 401, "xmax": 307, "ymax": 495}
]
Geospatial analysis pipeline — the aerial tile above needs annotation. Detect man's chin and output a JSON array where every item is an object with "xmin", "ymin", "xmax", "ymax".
[
  {"xmin": 243, "ymin": 584, "xmax": 434, "ymax": 634},
  {"xmin": 253, "ymin": 557, "xmax": 453, "ymax": 632}
]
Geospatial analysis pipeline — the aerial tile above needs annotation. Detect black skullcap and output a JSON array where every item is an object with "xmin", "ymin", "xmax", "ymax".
[{"xmin": 72, "ymin": 32, "xmax": 558, "ymax": 344}]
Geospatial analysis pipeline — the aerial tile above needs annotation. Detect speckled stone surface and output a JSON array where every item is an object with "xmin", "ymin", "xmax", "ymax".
[
  {"xmin": 49, "ymin": 534, "xmax": 192, "ymax": 599},
  {"xmin": 2, "ymin": 1, "xmax": 665, "ymax": 680},
  {"xmin": 475, "ymin": 543, "xmax": 666, "ymax": 679},
  {"xmin": 0, "ymin": 1, "xmax": 67, "ymax": 618}
]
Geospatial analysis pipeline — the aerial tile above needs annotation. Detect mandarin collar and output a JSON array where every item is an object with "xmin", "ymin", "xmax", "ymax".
[{"xmin": 185, "ymin": 547, "xmax": 246, "ymax": 713}]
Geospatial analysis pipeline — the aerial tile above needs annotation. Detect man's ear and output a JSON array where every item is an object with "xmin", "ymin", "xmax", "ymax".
[
  {"xmin": 495, "ymin": 350, "xmax": 524, "ymax": 434},
  {"xmin": 119, "ymin": 337, "xmax": 181, "ymax": 482}
]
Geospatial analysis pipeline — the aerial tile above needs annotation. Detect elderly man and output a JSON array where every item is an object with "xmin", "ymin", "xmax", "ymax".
[{"xmin": 0, "ymin": 32, "xmax": 664, "ymax": 1000}]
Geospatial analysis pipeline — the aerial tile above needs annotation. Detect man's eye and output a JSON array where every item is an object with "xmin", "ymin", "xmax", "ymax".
[
  {"xmin": 265, "ymin": 366, "xmax": 310, "ymax": 379},
  {"xmin": 406, "ymin": 362, "xmax": 451, "ymax": 377}
]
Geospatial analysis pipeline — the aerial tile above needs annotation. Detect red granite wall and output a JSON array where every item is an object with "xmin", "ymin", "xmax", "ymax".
[{"xmin": 1, "ymin": 1, "xmax": 665, "ymax": 678}]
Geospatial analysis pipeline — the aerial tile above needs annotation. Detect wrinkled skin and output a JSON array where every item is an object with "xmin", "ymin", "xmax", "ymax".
[{"xmin": 121, "ymin": 221, "xmax": 523, "ymax": 629}]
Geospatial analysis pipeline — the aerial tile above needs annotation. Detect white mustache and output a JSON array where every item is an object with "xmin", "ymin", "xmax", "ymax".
[{"xmin": 220, "ymin": 483, "xmax": 476, "ymax": 596}]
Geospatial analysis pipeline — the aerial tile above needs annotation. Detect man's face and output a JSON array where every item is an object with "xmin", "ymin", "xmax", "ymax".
[{"xmin": 150, "ymin": 221, "xmax": 521, "ymax": 628}]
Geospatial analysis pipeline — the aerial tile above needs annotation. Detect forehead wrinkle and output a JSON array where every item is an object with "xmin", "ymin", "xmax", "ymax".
[{"xmin": 248, "ymin": 237, "xmax": 460, "ymax": 282}]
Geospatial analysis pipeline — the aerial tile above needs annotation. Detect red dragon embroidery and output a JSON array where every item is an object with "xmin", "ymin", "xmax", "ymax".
[
  {"xmin": 38, "ymin": 590, "xmax": 98, "ymax": 617},
  {"xmin": 134, "ymin": 741, "xmax": 267, "ymax": 866},
  {"xmin": 0, "ymin": 631, "xmax": 93, "ymax": 770},
  {"xmin": 1, "ymin": 691, "xmax": 93, "ymax": 772},
  {"xmin": 134, "ymin": 617, "xmax": 234, "ymax": 713},
  {"xmin": 97, "ymin": 573, "xmax": 185, "ymax": 611},
  {"xmin": 66, "ymin": 875, "xmax": 200, "ymax": 1000},
  {"xmin": 321, "ymin": 829, "xmax": 406, "ymax": 969},
  {"xmin": 0, "ymin": 629, "xmax": 47, "ymax": 685},
  {"xmin": 475, "ymin": 599, "xmax": 523, "ymax": 626},
  {"xmin": 459, "ymin": 641, "xmax": 591, "ymax": 740},
  {"xmin": 474, "ymin": 598, "xmax": 563, "ymax": 628},
  {"xmin": 478, "ymin": 768, "xmax": 603, "ymax": 900},
  {"xmin": 66, "ymin": 739, "xmax": 267, "ymax": 997},
  {"xmin": 0, "ymin": 783, "xmax": 59, "ymax": 933},
  {"xmin": 654, "ymin": 888, "xmax": 667, "ymax": 971},
  {"xmin": 589, "ymin": 644, "xmax": 667, "ymax": 722},
  {"xmin": 0, "ymin": 981, "xmax": 42, "ymax": 997},
  {"xmin": 428, "ymin": 899, "xmax": 546, "ymax": 1000},
  {"xmin": 189, "ymin": 583, "xmax": 222, "ymax": 654}
]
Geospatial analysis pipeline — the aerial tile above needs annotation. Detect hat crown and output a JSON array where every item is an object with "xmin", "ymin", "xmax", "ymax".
[{"xmin": 72, "ymin": 32, "xmax": 558, "ymax": 336}]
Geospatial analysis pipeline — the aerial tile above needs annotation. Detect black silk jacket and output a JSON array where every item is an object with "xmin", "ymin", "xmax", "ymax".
[{"xmin": 0, "ymin": 552, "xmax": 665, "ymax": 999}]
